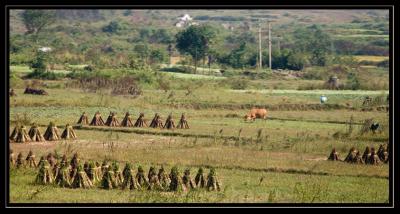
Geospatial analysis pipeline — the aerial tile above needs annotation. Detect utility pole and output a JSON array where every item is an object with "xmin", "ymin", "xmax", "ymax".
[
  {"xmin": 258, "ymin": 25, "xmax": 262, "ymax": 70},
  {"xmin": 276, "ymin": 35, "xmax": 281, "ymax": 53},
  {"xmin": 268, "ymin": 21, "xmax": 272, "ymax": 70}
]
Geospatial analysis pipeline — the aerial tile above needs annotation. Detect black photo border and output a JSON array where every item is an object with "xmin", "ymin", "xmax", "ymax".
[{"xmin": 2, "ymin": 0, "xmax": 398, "ymax": 208}]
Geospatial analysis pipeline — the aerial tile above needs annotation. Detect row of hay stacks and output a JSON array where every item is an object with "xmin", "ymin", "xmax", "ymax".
[
  {"xmin": 11, "ymin": 151, "xmax": 221, "ymax": 192},
  {"xmin": 328, "ymin": 143, "xmax": 389, "ymax": 164},
  {"xmin": 9, "ymin": 123, "xmax": 77, "ymax": 143},
  {"xmin": 78, "ymin": 112, "xmax": 190, "ymax": 129}
]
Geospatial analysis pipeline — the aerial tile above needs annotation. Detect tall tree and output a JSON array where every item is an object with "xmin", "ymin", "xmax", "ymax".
[
  {"xmin": 308, "ymin": 25, "xmax": 331, "ymax": 66},
  {"xmin": 175, "ymin": 25, "xmax": 216, "ymax": 73},
  {"xmin": 292, "ymin": 25, "xmax": 332, "ymax": 66},
  {"xmin": 22, "ymin": 10, "xmax": 56, "ymax": 36}
]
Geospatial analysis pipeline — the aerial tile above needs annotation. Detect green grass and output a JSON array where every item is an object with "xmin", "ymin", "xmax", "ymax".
[
  {"xmin": 164, "ymin": 72, "xmax": 226, "ymax": 80},
  {"xmin": 10, "ymin": 163, "xmax": 388, "ymax": 203},
  {"xmin": 353, "ymin": 56, "xmax": 389, "ymax": 63},
  {"xmin": 10, "ymin": 65, "xmax": 32, "ymax": 73},
  {"xmin": 9, "ymin": 86, "xmax": 389, "ymax": 203},
  {"xmin": 334, "ymin": 34, "xmax": 389, "ymax": 38}
]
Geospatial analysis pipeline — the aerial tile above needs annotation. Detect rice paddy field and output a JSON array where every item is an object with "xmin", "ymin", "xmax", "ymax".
[{"xmin": 8, "ymin": 86, "xmax": 390, "ymax": 204}]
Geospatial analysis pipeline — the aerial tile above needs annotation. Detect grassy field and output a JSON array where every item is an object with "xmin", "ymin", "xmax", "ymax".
[
  {"xmin": 9, "ymin": 86, "xmax": 389, "ymax": 204},
  {"xmin": 353, "ymin": 56, "xmax": 389, "ymax": 63}
]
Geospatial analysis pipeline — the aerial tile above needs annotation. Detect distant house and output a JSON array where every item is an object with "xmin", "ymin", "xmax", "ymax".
[
  {"xmin": 175, "ymin": 14, "xmax": 195, "ymax": 28},
  {"xmin": 179, "ymin": 14, "xmax": 193, "ymax": 22},
  {"xmin": 38, "ymin": 47, "xmax": 52, "ymax": 52}
]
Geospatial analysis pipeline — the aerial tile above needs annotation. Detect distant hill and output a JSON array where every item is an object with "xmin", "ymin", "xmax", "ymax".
[{"xmin": 9, "ymin": 9, "xmax": 389, "ymax": 34}]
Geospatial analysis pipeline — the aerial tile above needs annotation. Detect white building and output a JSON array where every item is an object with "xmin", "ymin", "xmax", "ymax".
[
  {"xmin": 179, "ymin": 14, "xmax": 192, "ymax": 22},
  {"xmin": 38, "ymin": 47, "xmax": 52, "ymax": 52},
  {"xmin": 175, "ymin": 14, "xmax": 195, "ymax": 28}
]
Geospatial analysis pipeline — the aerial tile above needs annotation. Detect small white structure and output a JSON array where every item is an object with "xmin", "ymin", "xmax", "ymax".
[
  {"xmin": 38, "ymin": 47, "xmax": 52, "ymax": 52},
  {"xmin": 175, "ymin": 14, "xmax": 194, "ymax": 28},
  {"xmin": 320, "ymin": 95, "xmax": 328, "ymax": 104},
  {"xmin": 179, "ymin": 14, "xmax": 192, "ymax": 22}
]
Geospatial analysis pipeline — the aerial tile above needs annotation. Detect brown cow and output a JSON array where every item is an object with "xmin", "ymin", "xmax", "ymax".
[{"xmin": 244, "ymin": 108, "xmax": 268, "ymax": 121}]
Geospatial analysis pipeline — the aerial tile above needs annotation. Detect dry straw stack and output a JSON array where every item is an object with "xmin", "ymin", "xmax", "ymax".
[
  {"xmin": 28, "ymin": 124, "xmax": 45, "ymax": 142},
  {"xmin": 134, "ymin": 113, "xmax": 147, "ymax": 127},
  {"xmin": 90, "ymin": 111, "xmax": 105, "ymax": 126},
  {"xmin": 164, "ymin": 114, "xmax": 175, "ymax": 129},
  {"xmin": 61, "ymin": 124, "xmax": 77, "ymax": 140},
  {"xmin": 77, "ymin": 112, "xmax": 89, "ymax": 125},
  {"xmin": 177, "ymin": 113, "xmax": 190, "ymax": 129},
  {"xmin": 150, "ymin": 113, "xmax": 164, "ymax": 128},
  {"xmin": 15, "ymin": 126, "xmax": 31, "ymax": 143},
  {"xmin": 43, "ymin": 122, "xmax": 60, "ymax": 141},
  {"xmin": 121, "ymin": 112, "xmax": 134, "ymax": 127},
  {"xmin": 105, "ymin": 112, "xmax": 120, "ymax": 127}
]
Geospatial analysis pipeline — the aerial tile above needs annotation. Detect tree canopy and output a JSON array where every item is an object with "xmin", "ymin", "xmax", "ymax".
[
  {"xmin": 22, "ymin": 10, "xmax": 56, "ymax": 35},
  {"xmin": 175, "ymin": 25, "xmax": 217, "ymax": 72}
]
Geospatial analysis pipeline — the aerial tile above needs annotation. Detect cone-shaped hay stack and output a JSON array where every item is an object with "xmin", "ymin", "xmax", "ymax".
[
  {"xmin": 377, "ymin": 144, "xmax": 388, "ymax": 163},
  {"xmin": 101, "ymin": 165, "xmax": 117, "ymax": 189},
  {"xmin": 136, "ymin": 166, "xmax": 149, "ymax": 188},
  {"xmin": 43, "ymin": 122, "xmax": 60, "ymax": 141},
  {"xmin": 164, "ymin": 114, "xmax": 175, "ymax": 129},
  {"xmin": 95, "ymin": 162, "xmax": 102, "ymax": 182},
  {"xmin": 69, "ymin": 153, "xmax": 80, "ymax": 178},
  {"xmin": 112, "ymin": 161, "xmax": 124, "ymax": 186},
  {"xmin": 55, "ymin": 164, "xmax": 71, "ymax": 187},
  {"xmin": 25, "ymin": 150, "xmax": 37, "ymax": 168},
  {"xmin": 105, "ymin": 112, "xmax": 120, "ymax": 127},
  {"xmin": 158, "ymin": 166, "xmax": 170, "ymax": 190},
  {"xmin": 362, "ymin": 146, "xmax": 371, "ymax": 163},
  {"xmin": 71, "ymin": 164, "xmax": 93, "ymax": 188},
  {"xmin": 182, "ymin": 168, "xmax": 196, "ymax": 190},
  {"xmin": 169, "ymin": 166, "xmax": 186, "ymax": 192},
  {"xmin": 28, "ymin": 124, "xmax": 45, "ymax": 142},
  {"xmin": 61, "ymin": 124, "xmax": 77, "ymax": 140},
  {"xmin": 87, "ymin": 161, "xmax": 101, "ymax": 185},
  {"xmin": 53, "ymin": 162, "xmax": 61, "ymax": 180},
  {"xmin": 206, "ymin": 168, "xmax": 221, "ymax": 191},
  {"xmin": 10, "ymin": 150, "xmax": 15, "ymax": 167},
  {"xmin": 366, "ymin": 147, "xmax": 380, "ymax": 165},
  {"xmin": 120, "ymin": 112, "xmax": 134, "ymax": 127},
  {"xmin": 47, "ymin": 152, "xmax": 57, "ymax": 168},
  {"xmin": 10, "ymin": 126, "xmax": 19, "ymax": 142},
  {"xmin": 344, "ymin": 147, "xmax": 357, "ymax": 163},
  {"xmin": 35, "ymin": 160, "xmax": 54, "ymax": 185},
  {"xmin": 122, "ymin": 163, "xmax": 141, "ymax": 190},
  {"xmin": 77, "ymin": 112, "xmax": 89, "ymax": 125},
  {"xmin": 134, "ymin": 113, "xmax": 148, "ymax": 128},
  {"xmin": 90, "ymin": 111, "xmax": 105, "ymax": 126},
  {"xmin": 353, "ymin": 151, "xmax": 364, "ymax": 164},
  {"xmin": 177, "ymin": 114, "xmax": 190, "ymax": 129},
  {"xmin": 195, "ymin": 167, "xmax": 206, "ymax": 188},
  {"xmin": 60, "ymin": 154, "xmax": 68, "ymax": 168},
  {"xmin": 327, "ymin": 148, "xmax": 339, "ymax": 161},
  {"xmin": 15, "ymin": 126, "xmax": 31, "ymax": 143},
  {"xmin": 10, "ymin": 88, "xmax": 16, "ymax": 96},
  {"xmin": 149, "ymin": 114, "xmax": 164, "ymax": 128},
  {"xmin": 16, "ymin": 152, "xmax": 24, "ymax": 168},
  {"xmin": 147, "ymin": 166, "xmax": 163, "ymax": 190}
]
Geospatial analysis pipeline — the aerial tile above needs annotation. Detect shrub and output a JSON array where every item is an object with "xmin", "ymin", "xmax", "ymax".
[
  {"xmin": 345, "ymin": 73, "xmax": 361, "ymax": 90},
  {"xmin": 226, "ymin": 77, "xmax": 249, "ymax": 90},
  {"xmin": 25, "ymin": 70, "xmax": 66, "ymax": 80},
  {"xmin": 377, "ymin": 59, "xmax": 389, "ymax": 68},
  {"xmin": 10, "ymin": 71, "xmax": 24, "ymax": 88}
]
